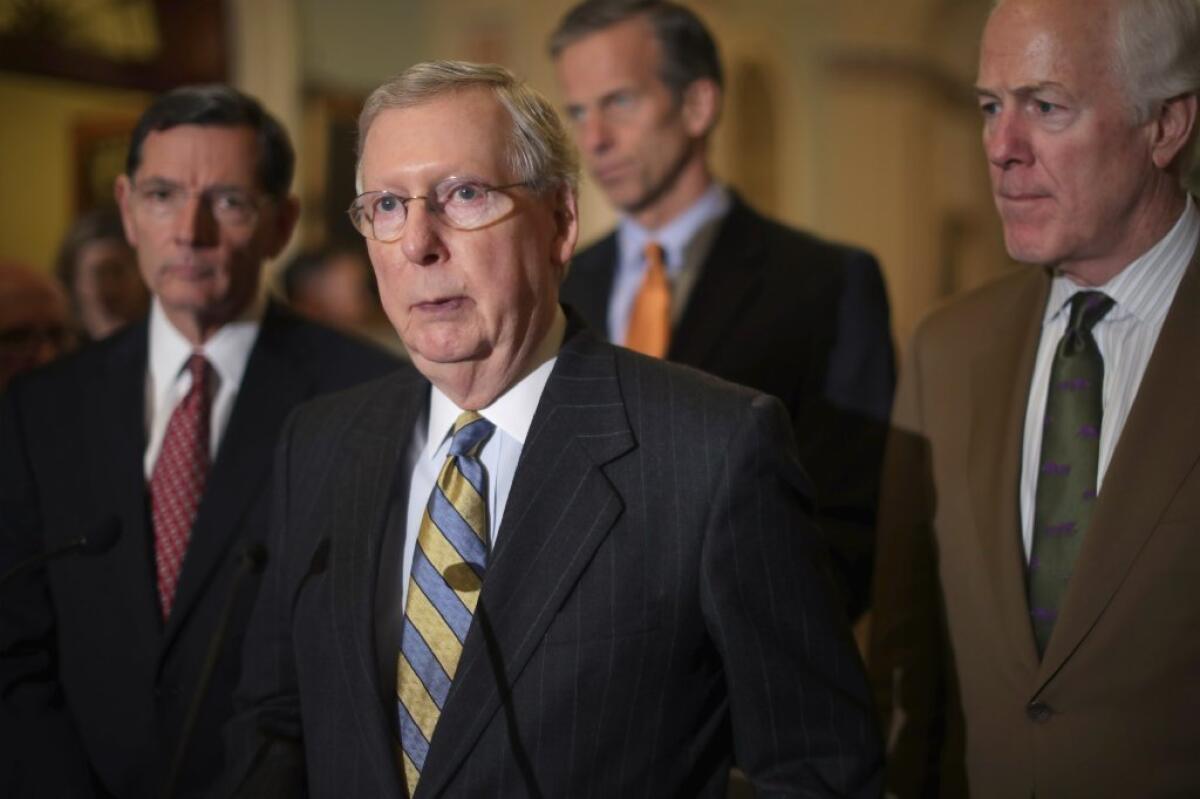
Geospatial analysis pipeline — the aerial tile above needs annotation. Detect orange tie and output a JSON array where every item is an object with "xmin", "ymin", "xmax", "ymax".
[{"xmin": 624, "ymin": 242, "xmax": 670, "ymax": 357}]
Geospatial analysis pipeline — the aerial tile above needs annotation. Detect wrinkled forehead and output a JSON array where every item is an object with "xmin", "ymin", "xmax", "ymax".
[{"xmin": 358, "ymin": 89, "xmax": 515, "ymax": 191}]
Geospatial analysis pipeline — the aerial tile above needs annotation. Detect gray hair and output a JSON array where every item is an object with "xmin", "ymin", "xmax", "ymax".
[
  {"xmin": 356, "ymin": 60, "xmax": 579, "ymax": 194},
  {"xmin": 1115, "ymin": 0, "xmax": 1200, "ymax": 175}
]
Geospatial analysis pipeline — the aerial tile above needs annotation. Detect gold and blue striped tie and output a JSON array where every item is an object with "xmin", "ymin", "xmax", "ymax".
[{"xmin": 398, "ymin": 411, "xmax": 494, "ymax": 795}]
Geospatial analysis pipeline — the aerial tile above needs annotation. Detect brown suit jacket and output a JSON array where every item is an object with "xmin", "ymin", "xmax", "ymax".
[{"xmin": 869, "ymin": 244, "xmax": 1200, "ymax": 797}]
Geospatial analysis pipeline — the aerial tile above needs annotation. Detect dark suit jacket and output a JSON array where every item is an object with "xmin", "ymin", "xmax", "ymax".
[
  {"xmin": 562, "ymin": 194, "xmax": 895, "ymax": 618},
  {"xmin": 225, "ymin": 320, "xmax": 883, "ymax": 797},
  {"xmin": 0, "ymin": 304, "xmax": 398, "ymax": 798},
  {"xmin": 869, "ymin": 245, "xmax": 1200, "ymax": 797}
]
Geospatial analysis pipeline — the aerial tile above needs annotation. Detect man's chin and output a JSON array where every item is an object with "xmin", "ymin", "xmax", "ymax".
[
  {"xmin": 407, "ymin": 341, "xmax": 490, "ymax": 370},
  {"xmin": 1001, "ymin": 227, "xmax": 1060, "ymax": 267}
]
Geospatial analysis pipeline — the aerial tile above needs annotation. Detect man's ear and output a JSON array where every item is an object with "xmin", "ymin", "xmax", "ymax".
[
  {"xmin": 680, "ymin": 78, "xmax": 722, "ymax": 138},
  {"xmin": 264, "ymin": 195, "xmax": 301, "ymax": 258},
  {"xmin": 113, "ymin": 174, "xmax": 139, "ymax": 247},
  {"xmin": 552, "ymin": 185, "xmax": 580, "ymax": 279},
  {"xmin": 1150, "ymin": 93, "xmax": 1198, "ymax": 171}
]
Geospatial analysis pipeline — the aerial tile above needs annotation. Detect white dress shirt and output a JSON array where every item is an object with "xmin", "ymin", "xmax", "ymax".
[
  {"xmin": 608, "ymin": 183, "xmax": 731, "ymax": 344},
  {"xmin": 1019, "ymin": 196, "xmax": 1200, "ymax": 558},
  {"xmin": 143, "ymin": 296, "xmax": 264, "ymax": 478},
  {"xmin": 399, "ymin": 309, "xmax": 565, "ymax": 607}
]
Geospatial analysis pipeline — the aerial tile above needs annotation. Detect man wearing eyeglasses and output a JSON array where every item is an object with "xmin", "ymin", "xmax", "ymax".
[
  {"xmin": 0, "ymin": 85, "xmax": 396, "ymax": 798},
  {"xmin": 223, "ymin": 60, "xmax": 880, "ymax": 798}
]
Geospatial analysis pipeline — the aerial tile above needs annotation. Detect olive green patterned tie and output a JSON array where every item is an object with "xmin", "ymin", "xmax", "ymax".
[{"xmin": 1028, "ymin": 291, "xmax": 1114, "ymax": 656}]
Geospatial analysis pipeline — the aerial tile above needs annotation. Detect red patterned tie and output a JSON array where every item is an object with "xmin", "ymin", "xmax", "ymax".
[{"xmin": 150, "ymin": 354, "xmax": 213, "ymax": 619}]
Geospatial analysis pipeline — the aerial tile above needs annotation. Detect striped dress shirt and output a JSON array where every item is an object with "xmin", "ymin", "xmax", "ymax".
[{"xmin": 1020, "ymin": 196, "xmax": 1200, "ymax": 558}]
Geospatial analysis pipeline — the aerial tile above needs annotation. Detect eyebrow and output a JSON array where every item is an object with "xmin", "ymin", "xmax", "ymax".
[
  {"xmin": 974, "ymin": 81, "xmax": 1068, "ymax": 98},
  {"xmin": 136, "ymin": 176, "xmax": 254, "ymax": 193}
]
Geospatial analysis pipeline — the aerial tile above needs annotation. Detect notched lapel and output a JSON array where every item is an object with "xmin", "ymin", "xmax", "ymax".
[
  {"xmin": 670, "ymin": 197, "xmax": 767, "ymax": 367},
  {"xmin": 564, "ymin": 233, "xmax": 618, "ymax": 338},
  {"xmin": 1040, "ymin": 251, "xmax": 1200, "ymax": 682},
  {"xmin": 328, "ymin": 372, "xmax": 425, "ymax": 796},
  {"xmin": 95, "ymin": 324, "xmax": 161, "ymax": 640},
  {"xmin": 967, "ymin": 271, "xmax": 1048, "ymax": 677},
  {"xmin": 415, "ymin": 334, "xmax": 634, "ymax": 797}
]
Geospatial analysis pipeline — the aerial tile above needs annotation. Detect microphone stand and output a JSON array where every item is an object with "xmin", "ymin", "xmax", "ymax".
[{"xmin": 162, "ymin": 543, "xmax": 267, "ymax": 799}]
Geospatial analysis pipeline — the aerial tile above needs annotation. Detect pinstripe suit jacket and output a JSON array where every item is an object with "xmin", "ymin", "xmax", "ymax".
[{"xmin": 226, "ymin": 317, "xmax": 882, "ymax": 797}]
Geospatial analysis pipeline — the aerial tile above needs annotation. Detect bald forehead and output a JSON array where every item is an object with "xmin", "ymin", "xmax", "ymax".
[
  {"xmin": 988, "ymin": 0, "xmax": 1121, "ymax": 49},
  {"xmin": 981, "ymin": 0, "xmax": 1126, "ymax": 90}
]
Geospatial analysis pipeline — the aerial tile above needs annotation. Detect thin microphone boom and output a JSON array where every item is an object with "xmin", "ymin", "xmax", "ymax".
[
  {"xmin": 0, "ymin": 517, "xmax": 121, "ymax": 590},
  {"xmin": 163, "ymin": 542, "xmax": 268, "ymax": 799}
]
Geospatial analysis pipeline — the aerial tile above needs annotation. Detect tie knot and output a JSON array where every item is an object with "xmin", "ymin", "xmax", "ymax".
[
  {"xmin": 186, "ymin": 353, "xmax": 212, "ymax": 393},
  {"xmin": 1067, "ymin": 291, "xmax": 1114, "ymax": 335},
  {"xmin": 1062, "ymin": 291, "xmax": 1114, "ymax": 355},
  {"xmin": 449, "ymin": 411, "xmax": 495, "ymax": 458},
  {"xmin": 644, "ymin": 241, "xmax": 666, "ymax": 273}
]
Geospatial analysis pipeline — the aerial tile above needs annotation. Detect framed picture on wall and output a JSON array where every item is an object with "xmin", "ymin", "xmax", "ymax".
[
  {"xmin": 73, "ymin": 114, "xmax": 141, "ymax": 214},
  {"xmin": 0, "ymin": 0, "xmax": 226, "ymax": 91},
  {"xmin": 300, "ymin": 90, "xmax": 366, "ymax": 251}
]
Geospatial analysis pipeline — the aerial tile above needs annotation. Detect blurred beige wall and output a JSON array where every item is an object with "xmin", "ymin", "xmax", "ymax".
[
  {"xmin": 0, "ymin": 0, "xmax": 1022, "ymax": 351},
  {"xmin": 0, "ymin": 74, "xmax": 147, "ymax": 272}
]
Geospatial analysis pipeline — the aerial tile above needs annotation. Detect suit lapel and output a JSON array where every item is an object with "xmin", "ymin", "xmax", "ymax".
[
  {"xmin": 95, "ymin": 322, "xmax": 162, "ymax": 640},
  {"xmin": 566, "ymin": 233, "xmax": 618, "ymax": 338},
  {"xmin": 164, "ymin": 307, "xmax": 312, "ymax": 649},
  {"xmin": 1039, "ymin": 247, "xmax": 1200, "ymax": 683},
  {"xmin": 415, "ymin": 328, "xmax": 635, "ymax": 797},
  {"xmin": 967, "ymin": 269, "xmax": 1048, "ymax": 679},
  {"xmin": 330, "ymin": 368, "xmax": 425, "ymax": 796},
  {"xmin": 669, "ymin": 194, "xmax": 767, "ymax": 368}
]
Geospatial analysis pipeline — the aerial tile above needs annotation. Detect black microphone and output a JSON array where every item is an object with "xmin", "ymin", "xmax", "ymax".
[
  {"xmin": 163, "ymin": 542, "xmax": 268, "ymax": 799},
  {"xmin": 0, "ymin": 517, "xmax": 121, "ymax": 590}
]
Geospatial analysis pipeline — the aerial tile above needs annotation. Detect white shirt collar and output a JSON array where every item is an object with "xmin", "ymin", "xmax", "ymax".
[
  {"xmin": 617, "ymin": 183, "xmax": 730, "ymax": 276},
  {"xmin": 423, "ymin": 307, "xmax": 565, "ymax": 458},
  {"xmin": 148, "ymin": 292, "xmax": 265, "ymax": 399},
  {"xmin": 1045, "ymin": 195, "xmax": 1199, "ymax": 325}
]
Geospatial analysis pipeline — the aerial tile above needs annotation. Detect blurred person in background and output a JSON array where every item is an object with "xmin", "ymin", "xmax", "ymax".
[
  {"xmin": 0, "ymin": 261, "xmax": 74, "ymax": 390},
  {"xmin": 55, "ymin": 208, "xmax": 150, "ymax": 341},
  {"xmin": 0, "ymin": 84, "xmax": 397, "ymax": 799},
  {"xmin": 551, "ymin": 0, "xmax": 895, "ymax": 621},
  {"xmin": 280, "ymin": 244, "xmax": 404, "ymax": 353}
]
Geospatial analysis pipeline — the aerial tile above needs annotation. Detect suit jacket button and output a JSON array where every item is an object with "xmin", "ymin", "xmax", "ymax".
[{"xmin": 1026, "ymin": 700, "xmax": 1053, "ymax": 723}]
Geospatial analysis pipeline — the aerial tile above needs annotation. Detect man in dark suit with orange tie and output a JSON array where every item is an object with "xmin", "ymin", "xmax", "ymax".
[
  {"xmin": 224, "ymin": 60, "xmax": 881, "ymax": 797},
  {"xmin": 0, "ymin": 85, "xmax": 396, "ymax": 797},
  {"xmin": 550, "ymin": 0, "xmax": 895, "ymax": 620}
]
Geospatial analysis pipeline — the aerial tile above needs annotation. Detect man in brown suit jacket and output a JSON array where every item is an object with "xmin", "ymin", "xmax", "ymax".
[{"xmin": 869, "ymin": 0, "xmax": 1200, "ymax": 796}]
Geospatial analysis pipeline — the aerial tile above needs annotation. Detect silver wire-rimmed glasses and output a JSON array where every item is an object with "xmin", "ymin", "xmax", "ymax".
[{"xmin": 347, "ymin": 177, "xmax": 531, "ymax": 241}]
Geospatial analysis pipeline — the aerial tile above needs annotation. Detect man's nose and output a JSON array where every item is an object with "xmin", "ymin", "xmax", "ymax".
[
  {"xmin": 579, "ymin": 112, "xmax": 613, "ymax": 155},
  {"xmin": 985, "ymin": 109, "xmax": 1033, "ymax": 170},
  {"xmin": 173, "ymin": 194, "xmax": 219, "ymax": 246},
  {"xmin": 400, "ymin": 200, "xmax": 448, "ymax": 267}
]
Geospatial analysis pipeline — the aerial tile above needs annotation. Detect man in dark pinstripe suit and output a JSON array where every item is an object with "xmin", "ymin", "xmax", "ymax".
[{"xmin": 225, "ymin": 61, "xmax": 881, "ymax": 798}]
